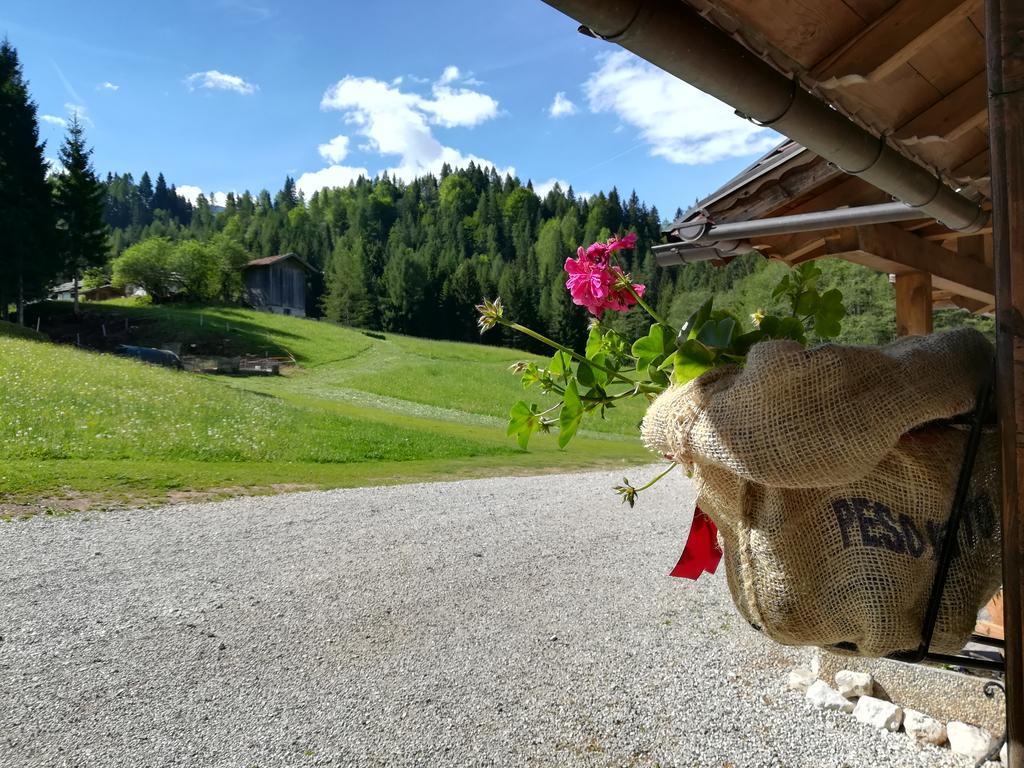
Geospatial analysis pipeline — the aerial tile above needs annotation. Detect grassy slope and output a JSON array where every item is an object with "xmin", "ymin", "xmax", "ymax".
[{"xmin": 2, "ymin": 305, "xmax": 652, "ymax": 510}]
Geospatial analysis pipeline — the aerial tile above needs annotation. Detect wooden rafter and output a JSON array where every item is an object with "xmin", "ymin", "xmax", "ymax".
[
  {"xmin": 813, "ymin": 0, "xmax": 981, "ymax": 81},
  {"xmin": 841, "ymin": 223, "xmax": 995, "ymax": 302},
  {"xmin": 758, "ymin": 222, "xmax": 995, "ymax": 302}
]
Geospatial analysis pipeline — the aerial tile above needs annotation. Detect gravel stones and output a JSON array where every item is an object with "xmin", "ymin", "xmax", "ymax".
[
  {"xmin": 947, "ymin": 721, "xmax": 998, "ymax": 761},
  {"xmin": 0, "ymin": 467, "xmax": 974, "ymax": 768},
  {"xmin": 835, "ymin": 669, "xmax": 874, "ymax": 699},
  {"xmin": 903, "ymin": 709, "xmax": 947, "ymax": 746},
  {"xmin": 806, "ymin": 680, "xmax": 855, "ymax": 714},
  {"xmin": 852, "ymin": 696, "xmax": 903, "ymax": 732}
]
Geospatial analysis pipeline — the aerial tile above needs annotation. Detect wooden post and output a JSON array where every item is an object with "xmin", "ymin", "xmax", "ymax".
[
  {"xmin": 986, "ymin": 0, "xmax": 1024, "ymax": 763},
  {"xmin": 894, "ymin": 271, "xmax": 933, "ymax": 336}
]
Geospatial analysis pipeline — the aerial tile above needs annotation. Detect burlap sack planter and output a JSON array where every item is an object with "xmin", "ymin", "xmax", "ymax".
[{"xmin": 641, "ymin": 328, "xmax": 1002, "ymax": 657}]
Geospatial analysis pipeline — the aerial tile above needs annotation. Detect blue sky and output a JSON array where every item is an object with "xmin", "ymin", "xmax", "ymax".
[{"xmin": 2, "ymin": 0, "xmax": 780, "ymax": 219}]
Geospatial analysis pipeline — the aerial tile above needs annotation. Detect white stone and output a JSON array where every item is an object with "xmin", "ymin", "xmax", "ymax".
[
  {"xmin": 947, "ymin": 721, "xmax": 997, "ymax": 761},
  {"xmin": 903, "ymin": 709, "xmax": 947, "ymax": 746},
  {"xmin": 787, "ymin": 667, "xmax": 816, "ymax": 693},
  {"xmin": 806, "ymin": 680, "xmax": 855, "ymax": 714},
  {"xmin": 835, "ymin": 669, "xmax": 873, "ymax": 699},
  {"xmin": 852, "ymin": 695, "xmax": 903, "ymax": 732}
]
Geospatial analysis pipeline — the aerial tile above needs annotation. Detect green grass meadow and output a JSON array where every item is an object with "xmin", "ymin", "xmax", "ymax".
[{"xmin": 1, "ymin": 305, "xmax": 651, "ymax": 513}]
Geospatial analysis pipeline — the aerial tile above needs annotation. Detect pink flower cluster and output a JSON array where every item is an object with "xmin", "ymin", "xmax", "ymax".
[{"xmin": 564, "ymin": 232, "xmax": 645, "ymax": 317}]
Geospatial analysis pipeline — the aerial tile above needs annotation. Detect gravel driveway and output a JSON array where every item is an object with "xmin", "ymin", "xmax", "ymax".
[{"xmin": 0, "ymin": 467, "xmax": 965, "ymax": 767}]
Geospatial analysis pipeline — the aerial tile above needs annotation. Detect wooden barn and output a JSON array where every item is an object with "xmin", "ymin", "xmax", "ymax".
[{"xmin": 242, "ymin": 253, "xmax": 315, "ymax": 317}]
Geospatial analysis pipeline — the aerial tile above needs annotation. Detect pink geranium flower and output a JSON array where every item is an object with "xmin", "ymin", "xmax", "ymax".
[{"xmin": 564, "ymin": 232, "xmax": 645, "ymax": 317}]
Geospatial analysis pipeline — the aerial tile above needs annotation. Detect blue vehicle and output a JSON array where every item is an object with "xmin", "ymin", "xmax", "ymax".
[{"xmin": 115, "ymin": 345, "xmax": 183, "ymax": 370}]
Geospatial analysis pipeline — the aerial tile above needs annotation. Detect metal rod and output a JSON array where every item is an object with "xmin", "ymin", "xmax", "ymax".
[
  {"xmin": 666, "ymin": 202, "xmax": 928, "ymax": 245},
  {"xmin": 542, "ymin": 0, "xmax": 987, "ymax": 232}
]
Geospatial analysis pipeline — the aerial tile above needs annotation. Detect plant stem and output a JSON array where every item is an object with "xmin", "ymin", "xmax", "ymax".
[
  {"xmin": 635, "ymin": 461, "xmax": 677, "ymax": 492},
  {"xmin": 503, "ymin": 321, "xmax": 635, "ymax": 386},
  {"xmin": 609, "ymin": 254, "xmax": 669, "ymax": 327}
]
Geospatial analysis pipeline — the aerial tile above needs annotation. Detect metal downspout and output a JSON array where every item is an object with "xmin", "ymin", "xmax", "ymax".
[{"xmin": 542, "ymin": 0, "xmax": 988, "ymax": 233}]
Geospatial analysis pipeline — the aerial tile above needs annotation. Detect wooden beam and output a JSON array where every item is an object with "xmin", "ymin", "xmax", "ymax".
[
  {"xmin": 897, "ymin": 71, "xmax": 988, "ymax": 143},
  {"xmin": 986, "ymin": 0, "xmax": 1024, "ymax": 763},
  {"xmin": 814, "ymin": 0, "xmax": 981, "ymax": 81},
  {"xmin": 895, "ymin": 271, "xmax": 933, "ymax": 335},
  {"xmin": 847, "ymin": 222, "xmax": 995, "ymax": 302}
]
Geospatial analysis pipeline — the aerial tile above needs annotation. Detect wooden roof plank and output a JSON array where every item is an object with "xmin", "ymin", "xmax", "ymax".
[
  {"xmin": 812, "ymin": 0, "xmax": 981, "ymax": 81},
  {"xmin": 896, "ymin": 70, "xmax": 988, "ymax": 142},
  {"xmin": 713, "ymin": 0, "xmax": 866, "ymax": 68}
]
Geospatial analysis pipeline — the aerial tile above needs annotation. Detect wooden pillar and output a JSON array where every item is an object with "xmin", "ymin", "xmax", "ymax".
[
  {"xmin": 986, "ymin": 0, "xmax": 1024, "ymax": 763},
  {"xmin": 894, "ymin": 271, "xmax": 933, "ymax": 336}
]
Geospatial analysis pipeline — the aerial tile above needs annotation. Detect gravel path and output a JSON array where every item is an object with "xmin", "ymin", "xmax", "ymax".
[{"xmin": 0, "ymin": 468, "xmax": 966, "ymax": 768}]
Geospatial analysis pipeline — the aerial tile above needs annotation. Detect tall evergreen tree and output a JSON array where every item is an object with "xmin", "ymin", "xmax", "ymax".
[
  {"xmin": 0, "ymin": 38, "xmax": 57, "ymax": 323},
  {"xmin": 53, "ymin": 114, "xmax": 108, "ymax": 314},
  {"xmin": 138, "ymin": 171, "xmax": 154, "ymax": 211}
]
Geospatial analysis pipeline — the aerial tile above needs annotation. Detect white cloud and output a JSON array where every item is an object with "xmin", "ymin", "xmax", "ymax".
[
  {"xmin": 533, "ymin": 178, "xmax": 569, "ymax": 197},
  {"xmin": 439, "ymin": 66, "xmax": 460, "ymax": 85},
  {"xmin": 64, "ymin": 103, "xmax": 93, "ymax": 126},
  {"xmin": 296, "ymin": 165, "xmax": 369, "ymax": 198},
  {"xmin": 317, "ymin": 74, "xmax": 505, "ymax": 182},
  {"xmin": 548, "ymin": 92, "xmax": 577, "ymax": 118},
  {"xmin": 318, "ymin": 134, "xmax": 350, "ymax": 163},
  {"xmin": 584, "ymin": 51, "xmax": 779, "ymax": 165},
  {"xmin": 421, "ymin": 86, "xmax": 498, "ymax": 128},
  {"xmin": 97, "ymin": 81, "xmax": 120, "ymax": 91},
  {"xmin": 41, "ymin": 114, "xmax": 67, "ymax": 127},
  {"xmin": 185, "ymin": 70, "xmax": 258, "ymax": 95},
  {"xmin": 176, "ymin": 185, "xmax": 205, "ymax": 205},
  {"xmin": 177, "ymin": 187, "xmax": 231, "ymax": 207}
]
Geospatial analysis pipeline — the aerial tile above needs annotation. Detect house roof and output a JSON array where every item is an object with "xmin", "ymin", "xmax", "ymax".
[
  {"xmin": 243, "ymin": 252, "xmax": 316, "ymax": 273},
  {"xmin": 649, "ymin": 0, "xmax": 994, "ymax": 313}
]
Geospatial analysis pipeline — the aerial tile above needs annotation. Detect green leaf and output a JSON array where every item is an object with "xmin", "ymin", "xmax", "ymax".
[
  {"xmin": 558, "ymin": 381, "xmax": 583, "ymax": 448},
  {"xmin": 776, "ymin": 316, "xmax": 807, "ymax": 343},
  {"xmin": 631, "ymin": 323, "xmax": 675, "ymax": 371},
  {"xmin": 647, "ymin": 362, "xmax": 670, "ymax": 388},
  {"xmin": 549, "ymin": 350, "xmax": 571, "ymax": 380},
  {"xmin": 673, "ymin": 353, "xmax": 712, "ymax": 386},
  {"xmin": 507, "ymin": 400, "xmax": 539, "ymax": 450},
  {"xmin": 758, "ymin": 315, "xmax": 780, "ymax": 336},
  {"xmin": 678, "ymin": 338, "xmax": 716, "ymax": 364},
  {"xmin": 733, "ymin": 329, "xmax": 765, "ymax": 356},
  {"xmin": 585, "ymin": 326, "xmax": 604, "ymax": 359},
  {"xmin": 813, "ymin": 288, "xmax": 846, "ymax": 338},
  {"xmin": 795, "ymin": 289, "xmax": 819, "ymax": 316},
  {"xmin": 577, "ymin": 353, "xmax": 609, "ymax": 389},
  {"xmin": 696, "ymin": 317, "xmax": 737, "ymax": 349},
  {"xmin": 796, "ymin": 262, "xmax": 822, "ymax": 288},
  {"xmin": 681, "ymin": 297, "xmax": 714, "ymax": 341}
]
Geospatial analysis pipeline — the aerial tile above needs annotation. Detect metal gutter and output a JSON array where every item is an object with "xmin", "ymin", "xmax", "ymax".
[
  {"xmin": 543, "ymin": 0, "xmax": 988, "ymax": 233},
  {"xmin": 653, "ymin": 201, "xmax": 928, "ymax": 266}
]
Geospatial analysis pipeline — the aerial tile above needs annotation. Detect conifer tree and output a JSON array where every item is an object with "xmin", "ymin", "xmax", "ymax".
[
  {"xmin": 138, "ymin": 171, "xmax": 154, "ymax": 210},
  {"xmin": 53, "ymin": 113, "xmax": 108, "ymax": 314},
  {"xmin": 0, "ymin": 38, "xmax": 57, "ymax": 323}
]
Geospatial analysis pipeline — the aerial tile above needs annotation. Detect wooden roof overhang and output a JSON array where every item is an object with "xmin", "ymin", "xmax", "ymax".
[{"xmin": 648, "ymin": 0, "xmax": 995, "ymax": 312}]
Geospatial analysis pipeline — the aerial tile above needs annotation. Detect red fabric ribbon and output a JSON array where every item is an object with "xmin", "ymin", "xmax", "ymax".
[{"xmin": 670, "ymin": 504, "xmax": 722, "ymax": 580}]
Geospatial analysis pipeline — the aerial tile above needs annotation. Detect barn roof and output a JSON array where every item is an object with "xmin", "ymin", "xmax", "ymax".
[{"xmin": 243, "ymin": 253, "xmax": 316, "ymax": 273}]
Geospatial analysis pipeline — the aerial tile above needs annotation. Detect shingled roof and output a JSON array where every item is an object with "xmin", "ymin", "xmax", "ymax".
[{"xmin": 243, "ymin": 253, "xmax": 316, "ymax": 273}]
